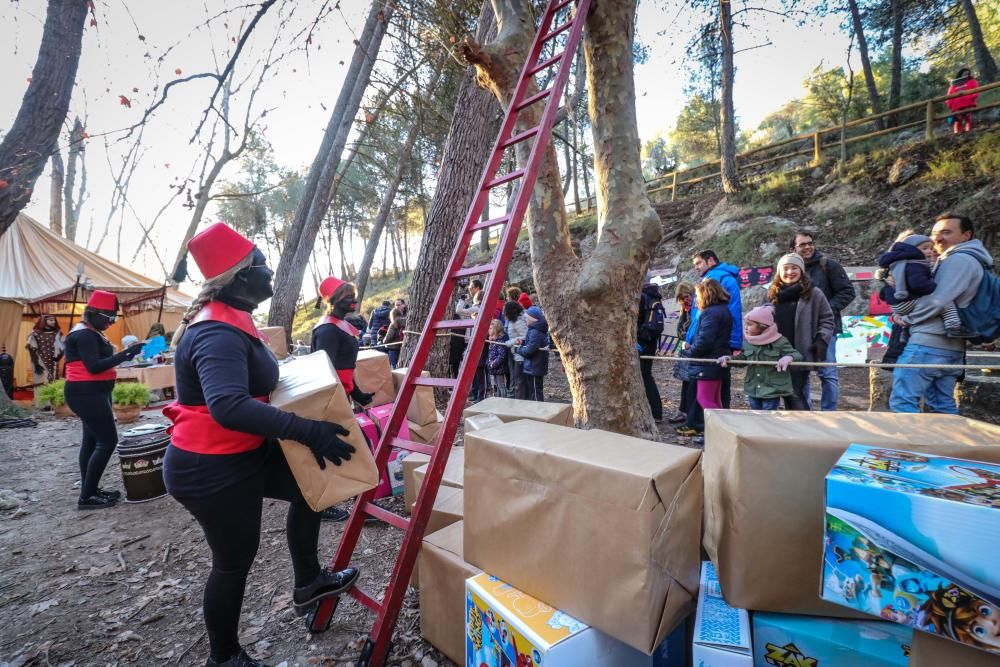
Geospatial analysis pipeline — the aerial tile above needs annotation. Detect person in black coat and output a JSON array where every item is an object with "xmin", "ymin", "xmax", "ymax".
[
  {"xmin": 637, "ymin": 283, "xmax": 665, "ymax": 421},
  {"xmin": 63, "ymin": 290, "xmax": 144, "ymax": 510},
  {"xmin": 162, "ymin": 223, "xmax": 359, "ymax": 667},
  {"xmin": 677, "ymin": 279, "xmax": 732, "ymax": 440}
]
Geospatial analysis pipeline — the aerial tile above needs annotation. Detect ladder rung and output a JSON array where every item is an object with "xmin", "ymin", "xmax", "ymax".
[
  {"xmin": 484, "ymin": 169, "xmax": 526, "ymax": 189},
  {"xmin": 541, "ymin": 20, "xmax": 573, "ymax": 43},
  {"xmin": 551, "ymin": 0, "xmax": 574, "ymax": 12},
  {"xmin": 433, "ymin": 318, "xmax": 475, "ymax": 330},
  {"xmin": 452, "ymin": 263, "xmax": 495, "ymax": 279},
  {"xmin": 412, "ymin": 377, "xmax": 458, "ymax": 389},
  {"xmin": 528, "ymin": 52, "xmax": 564, "ymax": 76},
  {"xmin": 501, "ymin": 127, "xmax": 540, "ymax": 149},
  {"xmin": 514, "ymin": 88, "xmax": 552, "ymax": 111},
  {"xmin": 363, "ymin": 502, "xmax": 409, "ymax": 530},
  {"xmin": 390, "ymin": 437, "xmax": 434, "ymax": 456},
  {"xmin": 349, "ymin": 585, "xmax": 383, "ymax": 614},
  {"xmin": 470, "ymin": 214, "xmax": 511, "ymax": 232}
]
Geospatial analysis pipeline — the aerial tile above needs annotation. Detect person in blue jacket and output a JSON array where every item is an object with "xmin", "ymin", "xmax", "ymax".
[{"xmin": 514, "ymin": 305, "xmax": 549, "ymax": 401}]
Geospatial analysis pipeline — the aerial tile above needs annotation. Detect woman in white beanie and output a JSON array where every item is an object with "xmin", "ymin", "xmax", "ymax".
[{"xmin": 767, "ymin": 253, "xmax": 835, "ymax": 409}]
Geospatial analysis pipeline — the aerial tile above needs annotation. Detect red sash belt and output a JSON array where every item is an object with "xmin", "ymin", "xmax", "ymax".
[
  {"xmin": 164, "ymin": 396, "xmax": 269, "ymax": 455},
  {"xmin": 337, "ymin": 368, "xmax": 355, "ymax": 393},
  {"xmin": 65, "ymin": 360, "xmax": 116, "ymax": 382}
]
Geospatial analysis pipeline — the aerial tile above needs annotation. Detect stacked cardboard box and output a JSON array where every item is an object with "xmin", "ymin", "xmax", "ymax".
[
  {"xmin": 418, "ymin": 521, "xmax": 481, "ymax": 665},
  {"xmin": 258, "ymin": 326, "xmax": 289, "ymax": 359},
  {"xmin": 410, "ymin": 486, "xmax": 464, "ymax": 588},
  {"xmin": 463, "ymin": 396, "xmax": 573, "ymax": 426},
  {"xmin": 392, "ymin": 366, "xmax": 438, "ymax": 428},
  {"xmin": 354, "ymin": 349, "xmax": 395, "ymax": 407}
]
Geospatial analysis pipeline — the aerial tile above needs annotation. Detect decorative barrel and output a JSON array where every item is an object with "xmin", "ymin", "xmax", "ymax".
[{"xmin": 117, "ymin": 423, "xmax": 170, "ymax": 503}]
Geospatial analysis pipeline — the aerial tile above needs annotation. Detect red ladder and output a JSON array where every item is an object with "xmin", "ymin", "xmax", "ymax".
[{"xmin": 308, "ymin": 0, "xmax": 591, "ymax": 663}]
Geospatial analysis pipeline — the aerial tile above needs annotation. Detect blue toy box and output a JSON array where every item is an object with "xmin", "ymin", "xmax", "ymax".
[
  {"xmin": 820, "ymin": 444, "xmax": 1000, "ymax": 656},
  {"xmin": 752, "ymin": 613, "xmax": 911, "ymax": 666}
]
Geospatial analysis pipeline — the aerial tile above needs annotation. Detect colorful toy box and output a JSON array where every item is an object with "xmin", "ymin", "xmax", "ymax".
[
  {"xmin": 356, "ymin": 403, "xmax": 411, "ymax": 499},
  {"xmin": 692, "ymin": 561, "xmax": 752, "ymax": 667},
  {"xmin": 821, "ymin": 444, "xmax": 1000, "ymax": 656},
  {"xmin": 464, "ymin": 573, "xmax": 685, "ymax": 667},
  {"xmin": 752, "ymin": 613, "xmax": 911, "ymax": 666}
]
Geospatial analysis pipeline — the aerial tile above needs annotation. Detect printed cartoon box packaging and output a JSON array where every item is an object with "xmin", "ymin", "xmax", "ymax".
[
  {"xmin": 692, "ymin": 561, "xmax": 752, "ymax": 667},
  {"xmin": 821, "ymin": 444, "xmax": 1000, "ymax": 656},
  {"xmin": 462, "ymin": 397, "xmax": 574, "ymax": 427},
  {"xmin": 464, "ymin": 420, "xmax": 702, "ymax": 654},
  {"xmin": 752, "ymin": 613, "xmax": 911, "ymax": 667},
  {"xmin": 464, "ymin": 573, "xmax": 686, "ymax": 667},
  {"xmin": 703, "ymin": 410, "xmax": 1000, "ymax": 617}
]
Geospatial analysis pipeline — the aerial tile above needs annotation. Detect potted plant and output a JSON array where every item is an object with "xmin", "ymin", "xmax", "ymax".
[
  {"xmin": 37, "ymin": 379, "xmax": 74, "ymax": 417},
  {"xmin": 111, "ymin": 382, "xmax": 152, "ymax": 424}
]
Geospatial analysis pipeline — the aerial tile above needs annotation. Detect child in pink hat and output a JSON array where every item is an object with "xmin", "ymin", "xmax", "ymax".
[{"xmin": 719, "ymin": 305, "xmax": 802, "ymax": 410}]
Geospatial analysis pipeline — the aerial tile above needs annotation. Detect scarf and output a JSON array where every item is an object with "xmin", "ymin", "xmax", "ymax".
[{"xmin": 775, "ymin": 283, "xmax": 805, "ymax": 304}]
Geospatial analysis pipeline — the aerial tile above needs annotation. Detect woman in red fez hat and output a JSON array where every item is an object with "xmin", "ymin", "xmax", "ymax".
[
  {"xmin": 162, "ymin": 223, "xmax": 358, "ymax": 667},
  {"xmin": 63, "ymin": 291, "xmax": 145, "ymax": 510},
  {"xmin": 310, "ymin": 276, "xmax": 374, "ymax": 522}
]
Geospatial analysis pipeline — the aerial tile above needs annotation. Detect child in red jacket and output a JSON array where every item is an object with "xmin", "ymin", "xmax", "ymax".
[{"xmin": 946, "ymin": 67, "xmax": 979, "ymax": 134}]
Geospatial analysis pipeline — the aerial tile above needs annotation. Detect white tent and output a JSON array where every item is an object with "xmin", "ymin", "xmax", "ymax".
[{"xmin": 0, "ymin": 214, "xmax": 191, "ymax": 389}]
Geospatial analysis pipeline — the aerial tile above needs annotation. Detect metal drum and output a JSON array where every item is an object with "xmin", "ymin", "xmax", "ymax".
[{"xmin": 117, "ymin": 423, "xmax": 170, "ymax": 503}]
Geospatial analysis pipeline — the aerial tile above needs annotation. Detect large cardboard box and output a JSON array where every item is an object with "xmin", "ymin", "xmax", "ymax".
[
  {"xmin": 392, "ymin": 366, "xmax": 438, "ymax": 426},
  {"xmin": 411, "ymin": 486, "xmax": 465, "ymax": 588},
  {"xmin": 412, "ymin": 446, "xmax": 464, "ymax": 495},
  {"xmin": 354, "ymin": 349, "xmax": 395, "ymax": 407},
  {"xmin": 464, "ymin": 420, "xmax": 702, "ymax": 654},
  {"xmin": 419, "ymin": 522, "xmax": 481, "ymax": 665},
  {"xmin": 703, "ymin": 411, "xmax": 1000, "ymax": 616},
  {"xmin": 259, "ymin": 326, "xmax": 289, "ymax": 359},
  {"xmin": 910, "ymin": 630, "xmax": 1000, "ymax": 666},
  {"xmin": 464, "ymin": 413, "xmax": 504, "ymax": 432},
  {"xmin": 409, "ymin": 413, "xmax": 443, "ymax": 445},
  {"xmin": 402, "ymin": 452, "xmax": 431, "ymax": 510},
  {"xmin": 692, "ymin": 561, "xmax": 752, "ymax": 667},
  {"xmin": 463, "ymin": 397, "xmax": 573, "ymax": 427},
  {"xmin": 752, "ymin": 613, "xmax": 911, "ymax": 667},
  {"xmin": 821, "ymin": 445, "xmax": 1000, "ymax": 656},
  {"xmin": 270, "ymin": 352, "xmax": 379, "ymax": 511},
  {"xmin": 464, "ymin": 573, "xmax": 687, "ymax": 667}
]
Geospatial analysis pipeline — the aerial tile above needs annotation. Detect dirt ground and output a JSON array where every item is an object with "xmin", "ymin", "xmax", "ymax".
[{"xmin": 0, "ymin": 361, "xmax": 873, "ymax": 667}]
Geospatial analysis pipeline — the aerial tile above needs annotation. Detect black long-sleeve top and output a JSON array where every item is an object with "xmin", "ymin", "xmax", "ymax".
[
  {"xmin": 64, "ymin": 327, "xmax": 127, "ymax": 376},
  {"xmin": 310, "ymin": 321, "xmax": 359, "ymax": 370}
]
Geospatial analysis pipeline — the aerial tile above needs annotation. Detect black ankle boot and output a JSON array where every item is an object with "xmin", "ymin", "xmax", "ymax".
[
  {"xmin": 293, "ymin": 567, "xmax": 360, "ymax": 609},
  {"xmin": 97, "ymin": 488, "xmax": 122, "ymax": 500},
  {"xmin": 78, "ymin": 494, "xmax": 117, "ymax": 510},
  {"xmin": 205, "ymin": 649, "xmax": 269, "ymax": 667}
]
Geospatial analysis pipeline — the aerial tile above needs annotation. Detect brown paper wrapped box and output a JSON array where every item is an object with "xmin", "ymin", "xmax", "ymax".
[
  {"xmin": 410, "ymin": 486, "xmax": 464, "ymax": 587},
  {"xmin": 354, "ymin": 349, "xmax": 395, "ymax": 407},
  {"xmin": 259, "ymin": 326, "xmax": 289, "ymax": 359},
  {"xmin": 419, "ymin": 521, "xmax": 481, "ymax": 666},
  {"xmin": 703, "ymin": 410, "xmax": 1000, "ymax": 617},
  {"xmin": 270, "ymin": 352, "xmax": 379, "ymax": 511},
  {"xmin": 463, "ymin": 397, "xmax": 573, "ymax": 426},
  {"xmin": 909, "ymin": 628, "xmax": 1000, "ymax": 666},
  {"xmin": 464, "ymin": 420, "xmax": 702, "ymax": 654},
  {"xmin": 402, "ymin": 452, "xmax": 431, "ymax": 510},
  {"xmin": 412, "ymin": 446, "xmax": 464, "ymax": 496},
  {"xmin": 392, "ymin": 367, "xmax": 438, "ymax": 426},
  {"xmin": 464, "ymin": 413, "xmax": 505, "ymax": 432},
  {"xmin": 409, "ymin": 412, "xmax": 443, "ymax": 445}
]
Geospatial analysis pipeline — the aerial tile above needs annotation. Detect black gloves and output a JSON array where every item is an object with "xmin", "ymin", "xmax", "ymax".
[
  {"xmin": 301, "ymin": 420, "xmax": 355, "ymax": 469},
  {"xmin": 350, "ymin": 385, "xmax": 374, "ymax": 406},
  {"xmin": 123, "ymin": 343, "xmax": 144, "ymax": 360}
]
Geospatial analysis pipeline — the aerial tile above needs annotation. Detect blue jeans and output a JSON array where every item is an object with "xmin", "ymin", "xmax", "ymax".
[
  {"xmin": 889, "ymin": 343, "xmax": 963, "ymax": 414},
  {"xmin": 747, "ymin": 396, "xmax": 780, "ymax": 410},
  {"xmin": 804, "ymin": 336, "xmax": 840, "ymax": 411}
]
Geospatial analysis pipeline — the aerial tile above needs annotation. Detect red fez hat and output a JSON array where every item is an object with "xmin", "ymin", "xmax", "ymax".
[
  {"xmin": 87, "ymin": 290, "xmax": 118, "ymax": 311},
  {"xmin": 319, "ymin": 276, "xmax": 346, "ymax": 300},
  {"xmin": 187, "ymin": 222, "xmax": 255, "ymax": 280}
]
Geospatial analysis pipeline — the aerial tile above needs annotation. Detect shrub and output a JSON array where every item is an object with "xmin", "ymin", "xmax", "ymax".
[
  {"xmin": 111, "ymin": 382, "xmax": 152, "ymax": 407},
  {"xmin": 37, "ymin": 379, "xmax": 66, "ymax": 407},
  {"xmin": 926, "ymin": 153, "xmax": 964, "ymax": 181},
  {"xmin": 971, "ymin": 133, "xmax": 1000, "ymax": 178}
]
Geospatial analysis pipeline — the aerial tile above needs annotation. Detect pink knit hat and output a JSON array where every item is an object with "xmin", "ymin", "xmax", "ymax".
[{"xmin": 744, "ymin": 305, "xmax": 782, "ymax": 345}]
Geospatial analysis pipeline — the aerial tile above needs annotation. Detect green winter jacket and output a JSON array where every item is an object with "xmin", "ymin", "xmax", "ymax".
[{"xmin": 741, "ymin": 337, "xmax": 803, "ymax": 399}]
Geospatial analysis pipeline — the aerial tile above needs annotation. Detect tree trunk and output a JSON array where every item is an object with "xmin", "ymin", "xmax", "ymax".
[
  {"xmin": 0, "ymin": 0, "xmax": 88, "ymax": 236},
  {"xmin": 398, "ymin": 0, "xmax": 500, "ymax": 378},
  {"xmin": 269, "ymin": 1, "xmax": 394, "ymax": 333},
  {"xmin": 479, "ymin": 207, "xmax": 490, "ymax": 253},
  {"xmin": 63, "ymin": 117, "xmax": 85, "ymax": 241},
  {"xmin": 960, "ymin": 0, "xmax": 998, "ymax": 83},
  {"xmin": 887, "ymin": 0, "xmax": 903, "ymax": 126},
  {"xmin": 719, "ymin": 0, "xmax": 740, "ymax": 194},
  {"xmin": 847, "ymin": 0, "xmax": 884, "ymax": 126},
  {"xmin": 49, "ymin": 152, "xmax": 64, "ymax": 235},
  {"xmin": 466, "ymin": 0, "xmax": 661, "ymax": 436}
]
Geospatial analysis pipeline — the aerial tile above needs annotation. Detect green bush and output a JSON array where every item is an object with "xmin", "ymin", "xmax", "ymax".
[
  {"xmin": 111, "ymin": 382, "xmax": 152, "ymax": 407},
  {"xmin": 37, "ymin": 379, "xmax": 66, "ymax": 408},
  {"xmin": 926, "ymin": 153, "xmax": 965, "ymax": 181},
  {"xmin": 971, "ymin": 133, "xmax": 1000, "ymax": 178}
]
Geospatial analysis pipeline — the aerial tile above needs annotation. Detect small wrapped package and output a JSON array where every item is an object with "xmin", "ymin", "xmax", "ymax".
[
  {"xmin": 464, "ymin": 420, "xmax": 702, "ymax": 654},
  {"xmin": 258, "ymin": 326, "xmax": 289, "ymax": 359},
  {"xmin": 703, "ymin": 410, "xmax": 1000, "ymax": 617},
  {"xmin": 392, "ymin": 366, "xmax": 438, "ymax": 426},
  {"xmin": 410, "ymin": 486, "xmax": 464, "ymax": 588},
  {"xmin": 412, "ymin": 446, "xmax": 464, "ymax": 496},
  {"xmin": 463, "ymin": 396, "xmax": 573, "ymax": 426},
  {"xmin": 354, "ymin": 349, "xmax": 394, "ymax": 407},
  {"xmin": 270, "ymin": 352, "xmax": 378, "ymax": 511},
  {"xmin": 402, "ymin": 452, "xmax": 431, "ymax": 510},
  {"xmin": 419, "ymin": 521, "xmax": 481, "ymax": 665},
  {"xmin": 409, "ymin": 411, "xmax": 443, "ymax": 445},
  {"xmin": 464, "ymin": 413, "xmax": 504, "ymax": 432}
]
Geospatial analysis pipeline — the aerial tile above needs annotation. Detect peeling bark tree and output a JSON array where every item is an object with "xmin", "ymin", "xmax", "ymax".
[
  {"xmin": 0, "ymin": 0, "xmax": 88, "ymax": 237},
  {"xmin": 719, "ymin": 0, "xmax": 740, "ymax": 194},
  {"xmin": 465, "ymin": 0, "xmax": 662, "ymax": 436}
]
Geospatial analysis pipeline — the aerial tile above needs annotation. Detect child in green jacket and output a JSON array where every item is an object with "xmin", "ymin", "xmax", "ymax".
[{"xmin": 719, "ymin": 305, "xmax": 802, "ymax": 410}]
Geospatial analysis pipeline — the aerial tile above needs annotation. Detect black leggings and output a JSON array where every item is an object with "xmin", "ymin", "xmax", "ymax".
[
  {"xmin": 173, "ymin": 454, "xmax": 322, "ymax": 662},
  {"xmin": 783, "ymin": 371, "xmax": 811, "ymax": 410},
  {"xmin": 64, "ymin": 380, "xmax": 118, "ymax": 499}
]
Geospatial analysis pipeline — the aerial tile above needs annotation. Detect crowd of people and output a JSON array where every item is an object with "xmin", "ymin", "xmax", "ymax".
[{"xmin": 639, "ymin": 212, "xmax": 993, "ymax": 445}]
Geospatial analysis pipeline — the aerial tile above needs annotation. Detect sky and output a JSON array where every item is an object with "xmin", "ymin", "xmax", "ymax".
[{"xmin": 0, "ymin": 0, "xmax": 857, "ymax": 286}]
